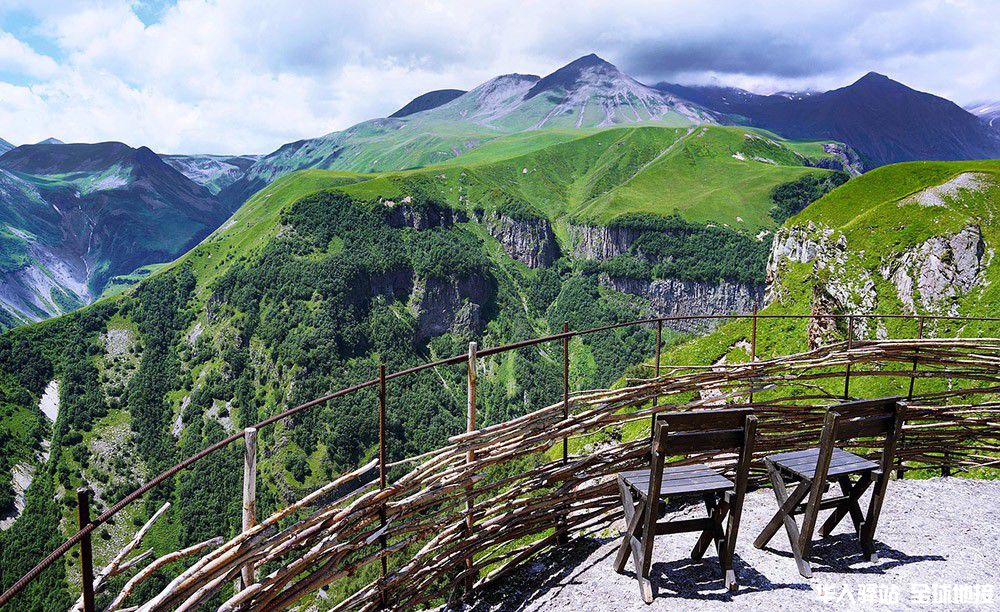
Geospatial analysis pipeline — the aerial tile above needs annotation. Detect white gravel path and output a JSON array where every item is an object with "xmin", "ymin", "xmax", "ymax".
[{"xmin": 472, "ymin": 478, "xmax": 1000, "ymax": 611}]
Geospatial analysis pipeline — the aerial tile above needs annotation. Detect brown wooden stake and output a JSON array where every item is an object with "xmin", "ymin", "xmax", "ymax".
[
  {"xmin": 843, "ymin": 315, "xmax": 855, "ymax": 399},
  {"xmin": 464, "ymin": 342, "xmax": 477, "ymax": 599},
  {"xmin": 652, "ymin": 319, "xmax": 662, "ymax": 442},
  {"xmin": 378, "ymin": 364, "xmax": 388, "ymax": 608},
  {"xmin": 749, "ymin": 307, "xmax": 758, "ymax": 404},
  {"xmin": 77, "ymin": 488, "xmax": 95, "ymax": 612},
  {"xmin": 562, "ymin": 321, "xmax": 570, "ymax": 464},
  {"xmin": 907, "ymin": 317, "xmax": 925, "ymax": 400},
  {"xmin": 241, "ymin": 428, "xmax": 258, "ymax": 589},
  {"xmin": 558, "ymin": 322, "xmax": 570, "ymax": 545},
  {"xmin": 900, "ymin": 317, "xmax": 925, "ymax": 479}
]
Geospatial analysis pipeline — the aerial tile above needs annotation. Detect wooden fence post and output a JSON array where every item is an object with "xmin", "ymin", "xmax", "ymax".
[
  {"xmin": 562, "ymin": 321, "xmax": 570, "ymax": 464},
  {"xmin": 241, "ymin": 427, "xmax": 257, "ymax": 589},
  {"xmin": 464, "ymin": 342, "xmax": 477, "ymax": 599},
  {"xmin": 651, "ymin": 318, "xmax": 662, "ymax": 442},
  {"xmin": 749, "ymin": 307, "xmax": 758, "ymax": 404},
  {"xmin": 557, "ymin": 322, "xmax": 570, "ymax": 545},
  {"xmin": 899, "ymin": 317, "xmax": 925, "ymax": 479},
  {"xmin": 907, "ymin": 317, "xmax": 925, "ymax": 400},
  {"xmin": 378, "ymin": 364, "xmax": 388, "ymax": 609},
  {"xmin": 77, "ymin": 488, "xmax": 95, "ymax": 612},
  {"xmin": 843, "ymin": 315, "xmax": 855, "ymax": 399}
]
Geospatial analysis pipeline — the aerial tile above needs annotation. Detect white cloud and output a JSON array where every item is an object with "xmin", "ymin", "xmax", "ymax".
[
  {"xmin": 0, "ymin": 0, "xmax": 996, "ymax": 154},
  {"xmin": 0, "ymin": 32, "xmax": 59, "ymax": 79}
]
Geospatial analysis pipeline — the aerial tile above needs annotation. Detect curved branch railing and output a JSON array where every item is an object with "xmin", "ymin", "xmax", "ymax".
[{"xmin": 2, "ymin": 312, "xmax": 999, "ymax": 610}]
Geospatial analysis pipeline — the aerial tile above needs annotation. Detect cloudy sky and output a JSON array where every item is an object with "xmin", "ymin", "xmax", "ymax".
[{"xmin": 0, "ymin": 0, "xmax": 997, "ymax": 154}]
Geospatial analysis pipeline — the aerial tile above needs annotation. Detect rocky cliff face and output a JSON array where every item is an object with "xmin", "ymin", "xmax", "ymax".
[
  {"xmin": 767, "ymin": 222, "xmax": 879, "ymax": 340},
  {"xmin": 410, "ymin": 274, "xmax": 495, "ymax": 341},
  {"xmin": 767, "ymin": 221, "xmax": 987, "ymax": 344},
  {"xmin": 880, "ymin": 224, "xmax": 984, "ymax": 316},
  {"xmin": 384, "ymin": 198, "xmax": 468, "ymax": 229},
  {"xmin": 599, "ymin": 274, "xmax": 763, "ymax": 331},
  {"xmin": 809, "ymin": 143, "xmax": 864, "ymax": 176},
  {"xmin": 483, "ymin": 213, "xmax": 559, "ymax": 268},
  {"xmin": 369, "ymin": 268, "xmax": 413, "ymax": 301},
  {"xmin": 568, "ymin": 224, "xmax": 640, "ymax": 260},
  {"xmin": 0, "ymin": 230, "xmax": 91, "ymax": 326}
]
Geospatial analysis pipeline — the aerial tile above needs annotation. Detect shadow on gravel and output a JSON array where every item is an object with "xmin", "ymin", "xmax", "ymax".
[
  {"xmin": 468, "ymin": 532, "xmax": 946, "ymax": 610},
  {"xmin": 641, "ymin": 554, "xmax": 812, "ymax": 603},
  {"xmin": 762, "ymin": 532, "xmax": 947, "ymax": 575},
  {"xmin": 467, "ymin": 536, "xmax": 613, "ymax": 611},
  {"xmin": 469, "ymin": 536, "xmax": 812, "ymax": 609}
]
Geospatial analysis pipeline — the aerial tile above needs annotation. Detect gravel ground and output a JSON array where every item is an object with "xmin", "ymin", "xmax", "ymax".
[{"xmin": 471, "ymin": 478, "xmax": 1000, "ymax": 611}]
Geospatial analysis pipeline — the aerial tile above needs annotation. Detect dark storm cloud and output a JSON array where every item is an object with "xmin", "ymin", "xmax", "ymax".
[{"xmin": 622, "ymin": 37, "xmax": 841, "ymax": 79}]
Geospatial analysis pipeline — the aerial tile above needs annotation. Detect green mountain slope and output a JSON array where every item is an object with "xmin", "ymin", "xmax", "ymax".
[
  {"xmin": 665, "ymin": 160, "xmax": 1000, "ymax": 377},
  {"xmin": 333, "ymin": 125, "xmax": 843, "ymax": 230}
]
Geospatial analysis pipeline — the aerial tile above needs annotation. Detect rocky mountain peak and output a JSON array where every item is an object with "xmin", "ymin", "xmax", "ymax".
[
  {"xmin": 524, "ymin": 53, "xmax": 628, "ymax": 100},
  {"xmin": 389, "ymin": 88, "xmax": 467, "ymax": 118}
]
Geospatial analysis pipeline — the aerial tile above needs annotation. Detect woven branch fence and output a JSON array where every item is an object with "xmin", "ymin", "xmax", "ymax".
[{"xmin": 102, "ymin": 337, "xmax": 1000, "ymax": 611}]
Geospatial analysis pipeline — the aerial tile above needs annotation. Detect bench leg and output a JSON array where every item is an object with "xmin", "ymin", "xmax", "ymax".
[
  {"xmin": 616, "ymin": 478, "xmax": 654, "ymax": 603},
  {"xmin": 711, "ymin": 496, "xmax": 734, "ymax": 590},
  {"xmin": 757, "ymin": 460, "xmax": 812, "ymax": 578},
  {"xmin": 859, "ymin": 473, "xmax": 890, "ymax": 563},
  {"xmin": 820, "ymin": 474, "xmax": 870, "ymax": 537},
  {"xmin": 629, "ymin": 534, "xmax": 654, "ymax": 603},
  {"xmin": 691, "ymin": 494, "xmax": 716, "ymax": 560},
  {"xmin": 615, "ymin": 479, "xmax": 645, "ymax": 573},
  {"xmin": 754, "ymin": 473, "xmax": 810, "ymax": 548}
]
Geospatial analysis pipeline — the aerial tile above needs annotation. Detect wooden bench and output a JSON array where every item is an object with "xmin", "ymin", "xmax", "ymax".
[
  {"xmin": 615, "ymin": 408, "xmax": 757, "ymax": 603},
  {"xmin": 754, "ymin": 397, "xmax": 904, "ymax": 577}
]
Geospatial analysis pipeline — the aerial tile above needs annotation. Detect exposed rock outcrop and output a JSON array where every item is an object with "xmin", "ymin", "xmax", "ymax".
[
  {"xmin": 483, "ymin": 213, "xmax": 559, "ymax": 268},
  {"xmin": 599, "ymin": 275, "xmax": 763, "ymax": 332},
  {"xmin": 768, "ymin": 221, "xmax": 986, "ymax": 338},
  {"xmin": 410, "ymin": 274, "xmax": 495, "ymax": 341},
  {"xmin": 0, "ymin": 230, "xmax": 91, "ymax": 326},
  {"xmin": 880, "ymin": 224, "xmax": 984, "ymax": 315},
  {"xmin": 809, "ymin": 143, "xmax": 864, "ymax": 176},
  {"xmin": 369, "ymin": 268, "xmax": 414, "ymax": 301},
  {"xmin": 767, "ymin": 222, "xmax": 879, "ymax": 337},
  {"xmin": 568, "ymin": 224, "xmax": 641, "ymax": 260},
  {"xmin": 808, "ymin": 284, "xmax": 842, "ymax": 349},
  {"xmin": 384, "ymin": 198, "xmax": 468, "ymax": 229}
]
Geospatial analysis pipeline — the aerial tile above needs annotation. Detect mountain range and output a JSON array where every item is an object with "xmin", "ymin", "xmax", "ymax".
[
  {"xmin": 657, "ymin": 72, "xmax": 1000, "ymax": 167},
  {"xmin": 219, "ymin": 56, "xmax": 999, "ymax": 207},
  {"xmin": 160, "ymin": 153, "xmax": 259, "ymax": 194},
  {"xmin": 966, "ymin": 101, "xmax": 1000, "ymax": 129},
  {"xmin": 0, "ymin": 54, "xmax": 998, "ymax": 329},
  {"xmin": 217, "ymin": 54, "xmax": 717, "ymax": 205},
  {"xmin": 0, "ymin": 142, "xmax": 226, "ymax": 326}
]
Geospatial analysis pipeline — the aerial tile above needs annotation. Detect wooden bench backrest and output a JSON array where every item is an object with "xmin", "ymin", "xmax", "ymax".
[
  {"xmin": 829, "ymin": 397, "xmax": 901, "ymax": 443},
  {"xmin": 655, "ymin": 408, "xmax": 752, "ymax": 454}
]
